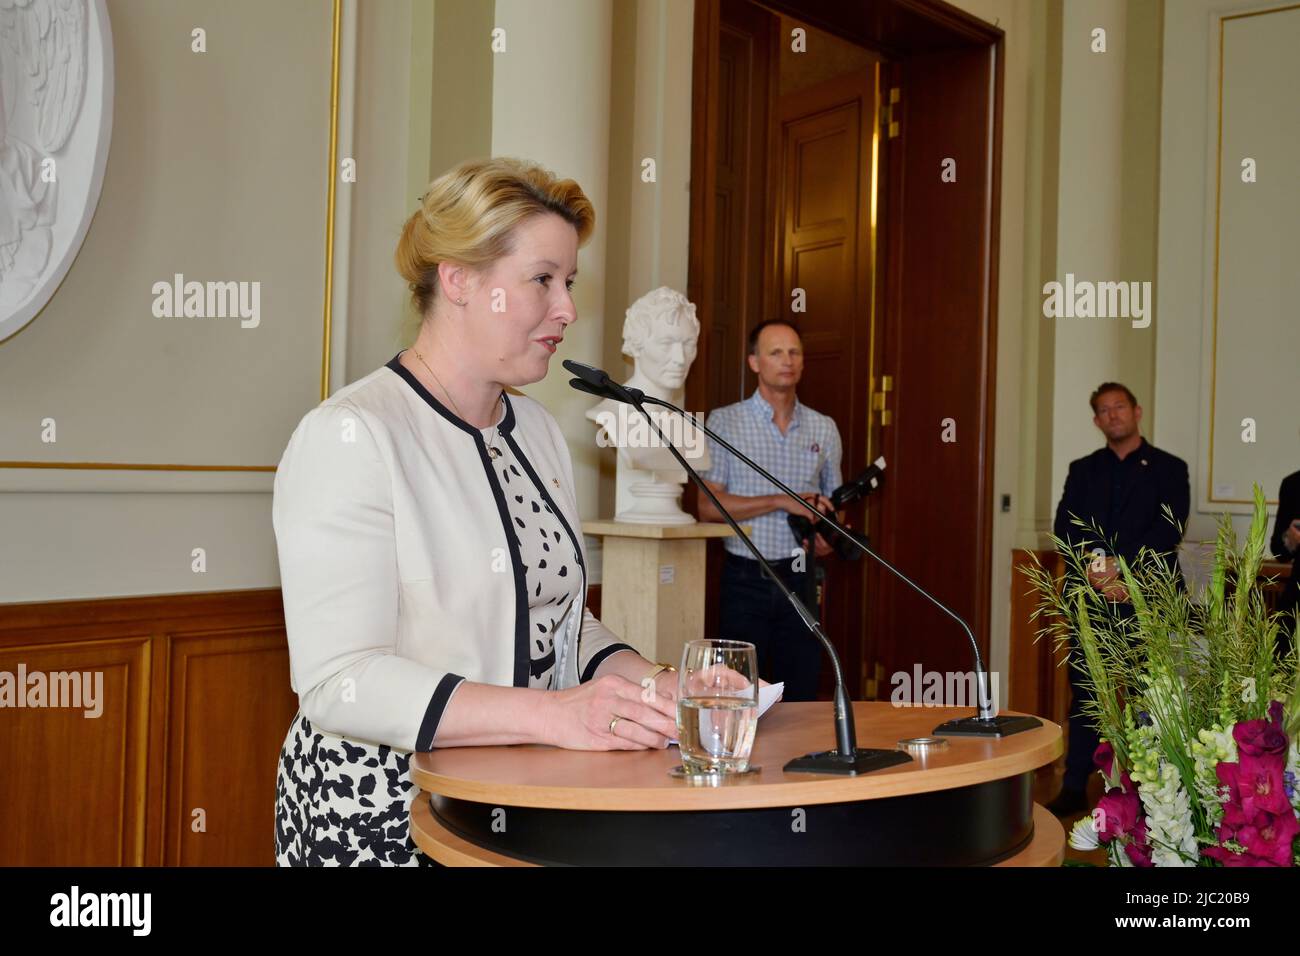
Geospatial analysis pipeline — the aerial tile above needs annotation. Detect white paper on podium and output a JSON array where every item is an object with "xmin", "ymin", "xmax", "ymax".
[
  {"xmin": 667, "ymin": 682, "xmax": 783, "ymax": 747},
  {"xmin": 757, "ymin": 681, "xmax": 783, "ymax": 718}
]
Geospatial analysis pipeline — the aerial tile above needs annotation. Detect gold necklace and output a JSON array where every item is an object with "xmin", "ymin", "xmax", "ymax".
[{"xmin": 412, "ymin": 349, "xmax": 503, "ymax": 458}]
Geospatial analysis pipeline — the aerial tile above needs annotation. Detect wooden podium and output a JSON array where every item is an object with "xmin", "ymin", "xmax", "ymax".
[{"xmin": 410, "ymin": 702, "xmax": 1064, "ymax": 866}]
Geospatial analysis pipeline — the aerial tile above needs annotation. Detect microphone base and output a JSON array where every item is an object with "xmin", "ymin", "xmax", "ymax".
[
  {"xmin": 783, "ymin": 748, "xmax": 913, "ymax": 776},
  {"xmin": 932, "ymin": 714, "xmax": 1043, "ymax": 738}
]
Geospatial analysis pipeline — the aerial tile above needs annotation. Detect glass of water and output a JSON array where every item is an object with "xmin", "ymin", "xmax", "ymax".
[{"xmin": 677, "ymin": 639, "xmax": 759, "ymax": 774}]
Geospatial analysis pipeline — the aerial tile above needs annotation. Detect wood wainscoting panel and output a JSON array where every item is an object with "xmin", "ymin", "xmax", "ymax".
[
  {"xmin": 1009, "ymin": 550, "xmax": 1070, "ymax": 783},
  {"xmin": 161, "ymin": 627, "xmax": 298, "ymax": 866},
  {"xmin": 0, "ymin": 589, "xmax": 293, "ymax": 867},
  {"xmin": 0, "ymin": 636, "xmax": 151, "ymax": 865},
  {"xmin": 3, "ymin": 586, "xmax": 607, "ymax": 865}
]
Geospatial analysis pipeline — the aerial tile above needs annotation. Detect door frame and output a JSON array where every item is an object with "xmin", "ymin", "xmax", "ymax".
[{"xmin": 686, "ymin": 0, "xmax": 1004, "ymax": 693}]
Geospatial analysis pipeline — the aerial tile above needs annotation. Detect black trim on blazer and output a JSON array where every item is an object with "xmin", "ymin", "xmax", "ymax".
[
  {"xmin": 386, "ymin": 351, "xmax": 530, "ymax": 688},
  {"xmin": 385, "ymin": 351, "xmax": 516, "ymax": 436},
  {"xmin": 478, "ymin": 441, "xmax": 532, "ymax": 687},
  {"xmin": 581, "ymin": 643, "xmax": 636, "ymax": 683},
  {"xmin": 415, "ymin": 673, "xmax": 466, "ymax": 751}
]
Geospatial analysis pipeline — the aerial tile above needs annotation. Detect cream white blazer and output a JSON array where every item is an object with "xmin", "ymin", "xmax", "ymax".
[{"xmin": 272, "ymin": 352, "xmax": 632, "ymax": 752}]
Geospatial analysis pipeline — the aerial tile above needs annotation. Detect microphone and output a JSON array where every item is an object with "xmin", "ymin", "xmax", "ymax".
[
  {"xmin": 567, "ymin": 360, "xmax": 912, "ymax": 774},
  {"xmin": 563, "ymin": 360, "xmax": 645, "ymax": 404},
  {"xmin": 841, "ymin": 457, "xmax": 886, "ymax": 505},
  {"xmin": 570, "ymin": 362, "xmax": 1040, "ymax": 739},
  {"xmin": 568, "ymin": 376, "xmax": 609, "ymax": 400}
]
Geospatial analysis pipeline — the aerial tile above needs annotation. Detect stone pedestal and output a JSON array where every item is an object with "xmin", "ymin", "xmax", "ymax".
[{"xmin": 583, "ymin": 520, "xmax": 744, "ymax": 669}]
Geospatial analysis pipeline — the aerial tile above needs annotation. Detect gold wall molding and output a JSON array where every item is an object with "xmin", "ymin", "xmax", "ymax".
[{"xmin": 0, "ymin": 0, "xmax": 345, "ymax": 477}]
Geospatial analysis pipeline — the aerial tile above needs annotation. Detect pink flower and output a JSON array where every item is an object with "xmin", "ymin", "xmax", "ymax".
[
  {"xmin": 1234, "ymin": 701, "xmax": 1289, "ymax": 760},
  {"xmin": 1202, "ymin": 844, "xmax": 1257, "ymax": 867},
  {"xmin": 1217, "ymin": 760, "xmax": 1241, "ymax": 803},
  {"xmin": 1204, "ymin": 805, "xmax": 1298, "ymax": 867},
  {"xmin": 1237, "ymin": 754, "xmax": 1292, "ymax": 817},
  {"xmin": 1237, "ymin": 809, "xmax": 1299, "ymax": 866},
  {"xmin": 1205, "ymin": 704, "xmax": 1298, "ymax": 867},
  {"xmin": 1124, "ymin": 817, "xmax": 1154, "ymax": 867},
  {"xmin": 1094, "ymin": 786, "xmax": 1152, "ymax": 865},
  {"xmin": 1094, "ymin": 741, "xmax": 1115, "ymax": 776},
  {"xmin": 1093, "ymin": 739, "xmax": 1133, "ymax": 789},
  {"xmin": 1086, "ymin": 750, "xmax": 1154, "ymax": 866},
  {"xmin": 1095, "ymin": 787, "xmax": 1142, "ymax": 843}
]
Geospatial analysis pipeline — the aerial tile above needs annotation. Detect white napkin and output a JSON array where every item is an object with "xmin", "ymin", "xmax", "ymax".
[{"xmin": 756, "ymin": 681, "xmax": 784, "ymax": 718}]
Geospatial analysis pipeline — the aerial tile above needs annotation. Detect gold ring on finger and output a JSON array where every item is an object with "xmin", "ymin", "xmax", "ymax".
[{"xmin": 609, "ymin": 716, "xmax": 623, "ymax": 734}]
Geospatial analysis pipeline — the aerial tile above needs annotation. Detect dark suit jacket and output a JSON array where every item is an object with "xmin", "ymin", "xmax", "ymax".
[
  {"xmin": 1269, "ymin": 470, "xmax": 1300, "ymax": 625},
  {"xmin": 1053, "ymin": 438, "xmax": 1190, "ymax": 580}
]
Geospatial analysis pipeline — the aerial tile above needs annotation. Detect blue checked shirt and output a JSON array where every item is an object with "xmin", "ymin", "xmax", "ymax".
[{"xmin": 699, "ymin": 390, "xmax": 843, "ymax": 561}]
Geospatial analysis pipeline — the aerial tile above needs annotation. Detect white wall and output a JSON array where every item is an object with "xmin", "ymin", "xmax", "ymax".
[
  {"xmin": 490, "ymin": 0, "xmax": 614, "ymax": 526},
  {"xmin": 623, "ymin": 0, "xmax": 695, "ymax": 323},
  {"xmin": 599, "ymin": 0, "xmax": 695, "ymax": 526},
  {"xmin": 345, "ymin": 0, "xmax": 421, "ymax": 380},
  {"xmin": 943, "ymin": 0, "xmax": 1040, "ymax": 705},
  {"xmin": 1049, "ymin": 0, "xmax": 1162, "ymax": 522},
  {"xmin": 0, "ymin": 0, "xmax": 698, "ymax": 604},
  {"xmin": 1156, "ymin": 0, "xmax": 1300, "ymax": 554},
  {"xmin": 0, "ymin": 0, "xmax": 345, "ymax": 602},
  {"xmin": 947, "ymin": 0, "xmax": 1164, "ymax": 702}
]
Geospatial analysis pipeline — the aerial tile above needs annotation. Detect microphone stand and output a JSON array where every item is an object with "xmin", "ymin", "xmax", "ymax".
[
  {"xmin": 575, "ymin": 372, "xmax": 910, "ymax": 774},
  {"xmin": 627, "ymin": 389, "xmax": 1039, "ymax": 738}
]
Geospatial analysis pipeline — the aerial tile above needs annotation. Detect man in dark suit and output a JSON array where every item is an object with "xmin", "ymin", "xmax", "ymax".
[
  {"xmin": 1269, "ymin": 471, "xmax": 1300, "ymax": 652},
  {"xmin": 1049, "ymin": 382, "xmax": 1190, "ymax": 814}
]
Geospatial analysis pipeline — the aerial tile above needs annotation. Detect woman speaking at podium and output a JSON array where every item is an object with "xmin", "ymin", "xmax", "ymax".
[{"xmin": 271, "ymin": 158, "xmax": 679, "ymax": 866}]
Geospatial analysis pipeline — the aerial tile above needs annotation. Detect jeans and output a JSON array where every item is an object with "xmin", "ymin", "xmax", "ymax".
[{"xmin": 717, "ymin": 552, "xmax": 823, "ymax": 702}]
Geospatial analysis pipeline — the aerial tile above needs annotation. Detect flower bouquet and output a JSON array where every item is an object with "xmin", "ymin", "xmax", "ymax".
[{"xmin": 1026, "ymin": 485, "xmax": 1300, "ymax": 866}]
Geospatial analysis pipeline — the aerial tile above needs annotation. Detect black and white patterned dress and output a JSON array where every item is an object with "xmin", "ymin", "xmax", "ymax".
[{"xmin": 274, "ymin": 401, "xmax": 582, "ymax": 866}]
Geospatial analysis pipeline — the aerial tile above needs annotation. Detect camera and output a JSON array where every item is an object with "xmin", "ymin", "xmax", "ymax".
[{"xmin": 787, "ymin": 457, "xmax": 885, "ymax": 561}]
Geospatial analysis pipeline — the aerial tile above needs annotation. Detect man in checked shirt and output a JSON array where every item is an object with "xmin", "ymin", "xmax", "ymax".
[{"xmin": 698, "ymin": 320, "xmax": 844, "ymax": 701}]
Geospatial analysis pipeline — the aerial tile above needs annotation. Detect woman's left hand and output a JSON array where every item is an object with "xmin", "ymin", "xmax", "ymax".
[
  {"xmin": 647, "ymin": 666, "xmax": 771, "ymax": 706},
  {"xmin": 650, "ymin": 668, "xmax": 678, "ymax": 706}
]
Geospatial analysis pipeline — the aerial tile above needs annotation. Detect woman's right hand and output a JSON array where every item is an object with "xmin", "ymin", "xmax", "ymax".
[{"xmin": 540, "ymin": 674, "xmax": 678, "ymax": 750}]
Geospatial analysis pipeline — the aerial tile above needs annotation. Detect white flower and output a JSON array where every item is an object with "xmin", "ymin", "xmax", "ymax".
[
  {"xmin": 1069, "ymin": 813, "xmax": 1100, "ymax": 851},
  {"xmin": 1192, "ymin": 725, "xmax": 1235, "ymax": 827},
  {"xmin": 1140, "ymin": 671, "xmax": 1180, "ymax": 739},
  {"xmin": 1138, "ymin": 761, "xmax": 1199, "ymax": 866}
]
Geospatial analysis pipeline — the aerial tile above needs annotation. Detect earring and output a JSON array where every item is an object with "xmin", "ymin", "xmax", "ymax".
[{"xmin": 456, "ymin": 298, "xmax": 466, "ymax": 306}]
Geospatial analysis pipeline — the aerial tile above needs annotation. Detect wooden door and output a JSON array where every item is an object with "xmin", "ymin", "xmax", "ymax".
[
  {"xmin": 769, "ymin": 68, "xmax": 876, "ymax": 697},
  {"xmin": 709, "ymin": 0, "xmax": 775, "ymax": 408},
  {"xmin": 689, "ymin": 1, "xmax": 1003, "ymax": 700},
  {"xmin": 868, "ymin": 48, "xmax": 1001, "ymax": 691},
  {"xmin": 696, "ymin": 0, "xmax": 777, "ymax": 644}
]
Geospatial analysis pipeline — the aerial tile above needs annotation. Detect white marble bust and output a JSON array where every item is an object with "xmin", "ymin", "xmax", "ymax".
[
  {"xmin": 585, "ymin": 286, "xmax": 710, "ymax": 524},
  {"xmin": 0, "ymin": 0, "xmax": 114, "ymax": 340}
]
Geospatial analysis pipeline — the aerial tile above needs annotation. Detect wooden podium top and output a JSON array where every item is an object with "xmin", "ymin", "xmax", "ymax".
[{"xmin": 411, "ymin": 702, "xmax": 1062, "ymax": 812}]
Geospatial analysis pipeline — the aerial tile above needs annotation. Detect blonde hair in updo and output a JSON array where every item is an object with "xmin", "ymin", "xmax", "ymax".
[{"xmin": 395, "ymin": 157, "xmax": 596, "ymax": 320}]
